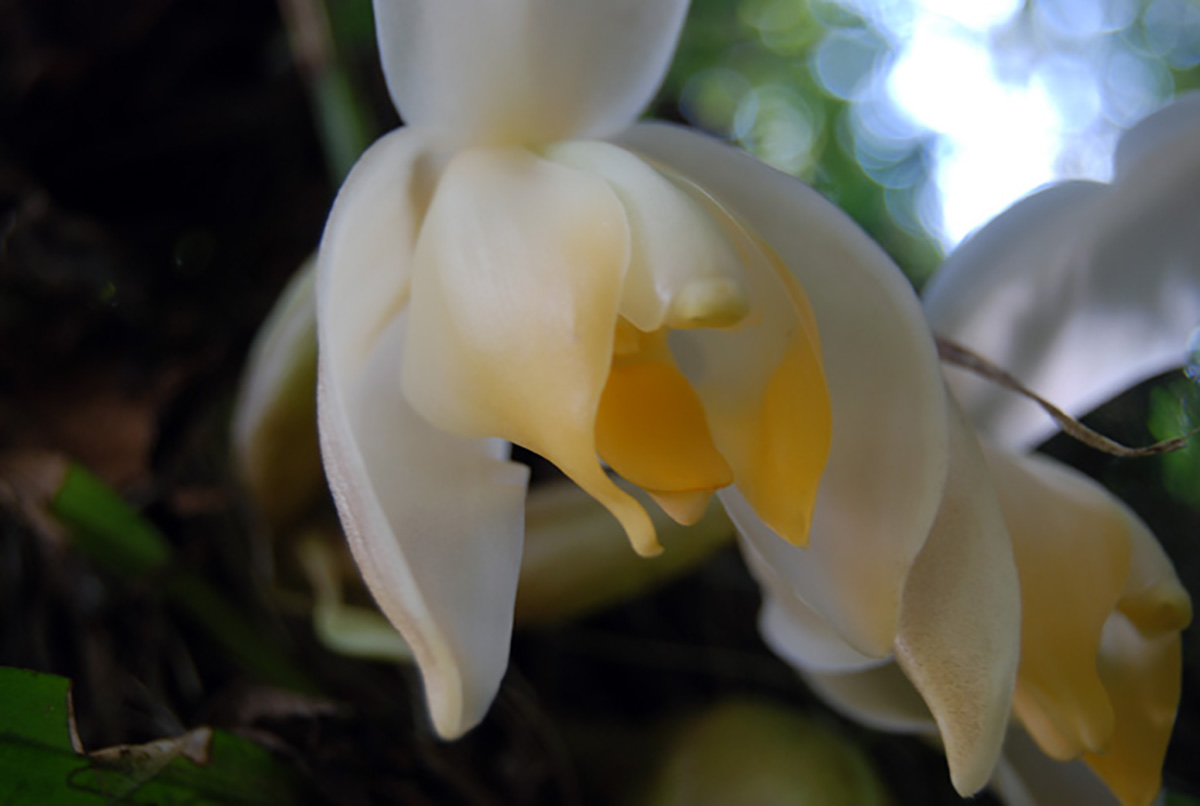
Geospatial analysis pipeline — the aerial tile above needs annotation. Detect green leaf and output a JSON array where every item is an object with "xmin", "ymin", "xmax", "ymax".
[
  {"xmin": 0, "ymin": 667, "xmax": 105, "ymax": 805},
  {"xmin": 0, "ymin": 667, "xmax": 77, "ymax": 751},
  {"xmin": 51, "ymin": 462, "xmax": 171, "ymax": 577},
  {"xmin": 0, "ymin": 667, "xmax": 312, "ymax": 805},
  {"xmin": 1167, "ymin": 793, "xmax": 1200, "ymax": 806}
]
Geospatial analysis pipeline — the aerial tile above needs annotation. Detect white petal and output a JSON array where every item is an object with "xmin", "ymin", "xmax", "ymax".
[
  {"xmin": 619, "ymin": 123, "xmax": 950, "ymax": 658},
  {"xmin": 927, "ymin": 95, "xmax": 1200, "ymax": 449},
  {"xmin": 802, "ymin": 662, "xmax": 940, "ymax": 739},
  {"xmin": 763, "ymin": 400, "xmax": 1022, "ymax": 796},
  {"xmin": 317, "ymin": 127, "xmax": 439, "ymax": 376},
  {"xmin": 741, "ymin": 537, "xmax": 883, "ymax": 673},
  {"xmin": 991, "ymin": 728, "xmax": 1120, "ymax": 806},
  {"xmin": 1113, "ymin": 92, "xmax": 1200, "ymax": 180},
  {"xmin": 542, "ymin": 140, "xmax": 748, "ymax": 332},
  {"xmin": 373, "ymin": 0, "xmax": 688, "ymax": 147},
  {"xmin": 317, "ymin": 129, "xmax": 530, "ymax": 738},
  {"xmin": 401, "ymin": 146, "xmax": 659, "ymax": 555},
  {"xmin": 891, "ymin": 399, "xmax": 1021, "ymax": 796},
  {"xmin": 922, "ymin": 182, "xmax": 1106, "ymax": 448}
]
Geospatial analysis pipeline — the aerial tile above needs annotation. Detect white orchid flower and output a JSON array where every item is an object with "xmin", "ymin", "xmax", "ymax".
[
  {"xmin": 786, "ymin": 96, "xmax": 1198, "ymax": 806},
  {"xmin": 924, "ymin": 93, "xmax": 1200, "ymax": 450},
  {"xmin": 318, "ymin": 0, "xmax": 985, "ymax": 758}
]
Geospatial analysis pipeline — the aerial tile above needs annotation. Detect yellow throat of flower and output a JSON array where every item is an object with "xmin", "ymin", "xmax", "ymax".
[{"xmin": 401, "ymin": 141, "xmax": 832, "ymax": 557}]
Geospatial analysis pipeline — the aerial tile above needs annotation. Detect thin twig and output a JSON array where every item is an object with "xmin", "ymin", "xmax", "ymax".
[{"xmin": 935, "ymin": 336, "xmax": 1194, "ymax": 458}]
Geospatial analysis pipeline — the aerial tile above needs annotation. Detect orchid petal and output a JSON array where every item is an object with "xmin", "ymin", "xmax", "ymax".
[
  {"xmin": 232, "ymin": 259, "xmax": 323, "ymax": 527},
  {"xmin": 401, "ymin": 147, "xmax": 659, "ymax": 555},
  {"xmin": 542, "ymin": 140, "xmax": 749, "ymax": 333},
  {"xmin": 669, "ymin": 180, "xmax": 831, "ymax": 547},
  {"xmin": 742, "ymin": 540, "xmax": 882, "ymax": 673},
  {"xmin": 1083, "ymin": 617, "xmax": 1182, "ymax": 806},
  {"xmin": 1113, "ymin": 92, "xmax": 1200, "ymax": 180},
  {"xmin": 373, "ymin": 0, "xmax": 688, "ymax": 147},
  {"xmin": 758, "ymin": 400, "xmax": 1020, "ymax": 795},
  {"xmin": 317, "ymin": 130, "xmax": 530, "ymax": 738},
  {"xmin": 891, "ymin": 400, "xmax": 1020, "ymax": 795},
  {"xmin": 991, "ymin": 728, "xmax": 1120, "ymax": 806},
  {"xmin": 923, "ymin": 182, "xmax": 1105, "ymax": 447},
  {"xmin": 802, "ymin": 662, "xmax": 940, "ymax": 739},
  {"xmin": 927, "ymin": 97, "xmax": 1200, "ymax": 449},
  {"xmin": 619, "ymin": 123, "xmax": 949, "ymax": 658},
  {"xmin": 1081, "ymin": 517, "xmax": 1191, "ymax": 805},
  {"xmin": 984, "ymin": 448, "xmax": 1131, "ymax": 760},
  {"xmin": 1116, "ymin": 511, "xmax": 1192, "ymax": 637}
]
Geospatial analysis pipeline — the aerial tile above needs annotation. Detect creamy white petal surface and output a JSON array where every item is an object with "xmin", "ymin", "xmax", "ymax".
[
  {"xmin": 542, "ymin": 140, "xmax": 748, "ymax": 333},
  {"xmin": 891, "ymin": 402, "xmax": 1019, "ymax": 795},
  {"xmin": 619, "ymin": 122, "xmax": 949, "ymax": 659},
  {"xmin": 373, "ymin": 0, "xmax": 688, "ymax": 147},
  {"xmin": 925, "ymin": 96, "xmax": 1200, "ymax": 449},
  {"xmin": 400, "ymin": 146, "xmax": 662, "ymax": 555},
  {"xmin": 317, "ymin": 129, "xmax": 531, "ymax": 738},
  {"xmin": 801, "ymin": 666, "xmax": 1121, "ymax": 806},
  {"xmin": 750, "ymin": 401, "xmax": 1020, "ymax": 795}
]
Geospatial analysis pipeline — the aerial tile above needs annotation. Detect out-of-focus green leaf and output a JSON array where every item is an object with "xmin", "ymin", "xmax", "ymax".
[
  {"xmin": 41, "ymin": 460, "xmax": 319, "ymax": 693},
  {"xmin": 1148, "ymin": 377, "xmax": 1200, "ymax": 507},
  {"xmin": 0, "ymin": 667, "xmax": 311, "ymax": 805},
  {"xmin": 53, "ymin": 462, "xmax": 171, "ymax": 577},
  {"xmin": 1167, "ymin": 792, "xmax": 1200, "ymax": 806},
  {"xmin": 0, "ymin": 667, "xmax": 77, "ymax": 751}
]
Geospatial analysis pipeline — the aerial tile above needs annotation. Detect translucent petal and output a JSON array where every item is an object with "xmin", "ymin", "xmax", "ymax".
[
  {"xmin": 618, "ymin": 123, "xmax": 950, "ymax": 658},
  {"xmin": 401, "ymin": 147, "xmax": 659, "ymax": 555},
  {"xmin": 232, "ymin": 259, "xmax": 322, "ymax": 527},
  {"xmin": 802, "ymin": 662, "xmax": 940, "ymax": 739},
  {"xmin": 316, "ymin": 127, "xmax": 439, "ymax": 375},
  {"xmin": 1081, "ymin": 515, "xmax": 1190, "ymax": 805},
  {"xmin": 1113, "ymin": 92, "xmax": 1200, "ymax": 180},
  {"xmin": 757, "ymin": 401, "xmax": 1020, "ymax": 796},
  {"xmin": 373, "ymin": 0, "xmax": 688, "ymax": 146},
  {"xmin": 927, "ymin": 95, "xmax": 1200, "ymax": 449},
  {"xmin": 892, "ymin": 401, "xmax": 1020, "ymax": 796},
  {"xmin": 1116, "ymin": 514, "xmax": 1192, "ymax": 636},
  {"xmin": 991, "ymin": 728, "xmax": 1120, "ymax": 806},
  {"xmin": 1083, "ymin": 617, "xmax": 1182, "ymax": 806},
  {"xmin": 923, "ymin": 182, "xmax": 1105, "ymax": 448},
  {"xmin": 317, "ymin": 129, "xmax": 531, "ymax": 738},
  {"xmin": 984, "ymin": 448, "xmax": 1132, "ymax": 760},
  {"xmin": 595, "ymin": 356, "xmax": 733, "ymax": 509},
  {"xmin": 741, "ymin": 537, "xmax": 883, "ymax": 673},
  {"xmin": 543, "ymin": 141, "xmax": 749, "ymax": 332}
]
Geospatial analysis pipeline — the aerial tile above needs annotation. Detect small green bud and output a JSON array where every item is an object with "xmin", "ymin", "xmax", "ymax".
[{"xmin": 644, "ymin": 700, "xmax": 891, "ymax": 806}]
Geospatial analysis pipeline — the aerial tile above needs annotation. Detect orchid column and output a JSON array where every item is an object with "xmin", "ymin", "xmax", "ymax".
[{"xmin": 318, "ymin": 1, "xmax": 1013, "ymax": 795}]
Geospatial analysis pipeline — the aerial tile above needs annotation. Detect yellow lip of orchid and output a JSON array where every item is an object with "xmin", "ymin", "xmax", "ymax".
[{"xmin": 317, "ymin": 0, "xmax": 955, "ymax": 745}]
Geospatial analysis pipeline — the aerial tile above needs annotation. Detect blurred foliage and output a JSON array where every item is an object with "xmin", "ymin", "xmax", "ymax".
[
  {"xmin": 662, "ymin": 0, "xmax": 944, "ymax": 284},
  {"xmin": 1150, "ymin": 377, "xmax": 1200, "ymax": 509}
]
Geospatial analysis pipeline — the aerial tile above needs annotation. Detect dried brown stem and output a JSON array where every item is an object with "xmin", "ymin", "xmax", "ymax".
[{"xmin": 935, "ymin": 336, "xmax": 1193, "ymax": 458}]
